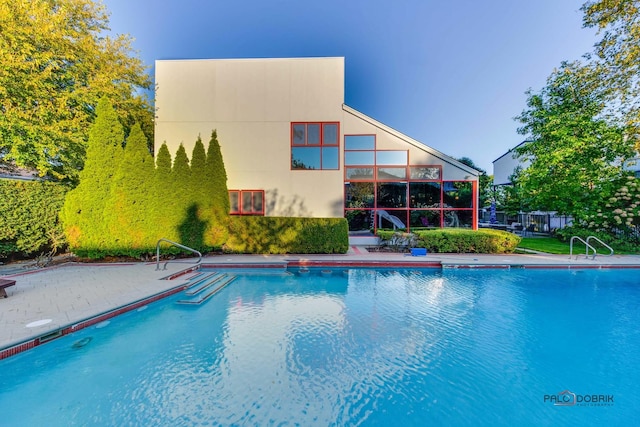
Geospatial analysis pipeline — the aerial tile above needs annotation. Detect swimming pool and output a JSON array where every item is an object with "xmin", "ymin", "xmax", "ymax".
[{"xmin": 1, "ymin": 268, "xmax": 637, "ymax": 425}]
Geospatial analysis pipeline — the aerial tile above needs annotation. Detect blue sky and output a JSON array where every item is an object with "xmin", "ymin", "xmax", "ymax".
[{"xmin": 104, "ymin": 0, "xmax": 598, "ymax": 173}]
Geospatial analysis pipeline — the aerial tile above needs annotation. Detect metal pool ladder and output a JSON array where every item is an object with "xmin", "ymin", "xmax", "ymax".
[
  {"xmin": 569, "ymin": 235, "xmax": 614, "ymax": 260},
  {"xmin": 155, "ymin": 238, "xmax": 202, "ymax": 270}
]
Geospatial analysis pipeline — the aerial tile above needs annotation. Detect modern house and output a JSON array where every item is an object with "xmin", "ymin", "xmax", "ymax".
[{"xmin": 154, "ymin": 57, "xmax": 479, "ymax": 242}]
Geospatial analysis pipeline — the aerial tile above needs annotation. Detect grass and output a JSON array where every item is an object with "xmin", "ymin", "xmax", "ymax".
[
  {"xmin": 518, "ymin": 236, "xmax": 637, "ymax": 255},
  {"xmin": 517, "ymin": 237, "xmax": 573, "ymax": 254}
]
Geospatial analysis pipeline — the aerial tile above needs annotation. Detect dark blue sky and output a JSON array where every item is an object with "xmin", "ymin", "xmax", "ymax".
[{"xmin": 105, "ymin": 0, "xmax": 598, "ymax": 172}]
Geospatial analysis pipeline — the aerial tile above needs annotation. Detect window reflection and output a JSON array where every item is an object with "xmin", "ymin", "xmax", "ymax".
[
  {"xmin": 345, "ymin": 135, "xmax": 375, "ymax": 150},
  {"xmin": 345, "ymin": 151, "xmax": 375, "ymax": 166},
  {"xmin": 410, "ymin": 182, "xmax": 441, "ymax": 208},
  {"xmin": 376, "ymin": 151, "xmax": 407, "ymax": 166},
  {"xmin": 377, "ymin": 182, "xmax": 407, "ymax": 208},
  {"xmin": 443, "ymin": 181, "xmax": 473, "ymax": 208}
]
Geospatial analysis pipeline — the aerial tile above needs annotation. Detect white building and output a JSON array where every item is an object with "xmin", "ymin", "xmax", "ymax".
[{"xmin": 154, "ymin": 57, "xmax": 479, "ymax": 239}]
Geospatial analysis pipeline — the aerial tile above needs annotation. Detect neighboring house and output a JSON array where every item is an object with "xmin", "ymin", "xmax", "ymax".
[
  {"xmin": 494, "ymin": 141, "xmax": 640, "ymax": 186},
  {"xmin": 154, "ymin": 57, "xmax": 479, "ymax": 242},
  {"xmin": 492, "ymin": 141, "xmax": 530, "ymax": 186}
]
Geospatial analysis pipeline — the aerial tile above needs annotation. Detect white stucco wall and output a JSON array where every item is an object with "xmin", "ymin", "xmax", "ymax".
[
  {"xmin": 155, "ymin": 57, "xmax": 346, "ymax": 217},
  {"xmin": 493, "ymin": 143, "xmax": 529, "ymax": 186}
]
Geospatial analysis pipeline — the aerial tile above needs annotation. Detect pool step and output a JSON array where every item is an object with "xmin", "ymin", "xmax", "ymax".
[
  {"xmin": 176, "ymin": 275, "xmax": 237, "ymax": 306},
  {"xmin": 184, "ymin": 273, "xmax": 227, "ymax": 296}
]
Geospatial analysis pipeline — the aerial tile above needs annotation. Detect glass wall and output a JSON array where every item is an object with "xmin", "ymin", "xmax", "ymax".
[{"xmin": 343, "ymin": 135, "xmax": 476, "ymax": 233}]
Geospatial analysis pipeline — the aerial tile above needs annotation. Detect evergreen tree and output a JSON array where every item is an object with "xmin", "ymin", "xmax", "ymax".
[
  {"xmin": 190, "ymin": 136, "xmax": 208, "ymax": 210},
  {"xmin": 205, "ymin": 130, "xmax": 230, "ymax": 247},
  {"xmin": 103, "ymin": 123, "xmax": 154, "ymax": 253},
  {"xmin": 172, "ymin": 144, "xmax": 193, "ymax": 245},
  {"xmin": 61, "ymin": 97, "xmax": 124, "ymax": 255},
  {"xmin": 153, "ymin": 143, "xmax": 176, "ymax": 242}
]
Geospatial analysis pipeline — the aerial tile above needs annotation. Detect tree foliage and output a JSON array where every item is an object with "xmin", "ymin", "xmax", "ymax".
[
  {"xmin": 0, "ymin": 0, "xmax": 152, "ymax": 181},
  {"xmin": 0, "ymin": 180, "xmax": 68, "ymax": 257},
  {"xmin": 582, "ymin": 0, "xmax": 640, "ymax": 149},
  {"xmin": 204, "ymin": 130, "xmax": 230, "ymax": 247},
  {"xmin": 104, "ymin": 123, "xmax": 154, "ymax": 251},
  {"xmin": 61, "ymin": 97, "xmax": 123, "ymax": 251},
  {"xmin": 516, "ymin": 62, "xmax": 634, "ymax": 220}
]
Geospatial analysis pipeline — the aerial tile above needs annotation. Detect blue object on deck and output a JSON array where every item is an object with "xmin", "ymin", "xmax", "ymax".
[{"xmin": 410, "ymin": 248, "xmax": 427, "ymax": 256}]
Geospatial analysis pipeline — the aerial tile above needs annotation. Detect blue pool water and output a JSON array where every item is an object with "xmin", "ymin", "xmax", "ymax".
[{"xmin": 1, "ymin": 268, "xmax": 638, "ymax": 426}]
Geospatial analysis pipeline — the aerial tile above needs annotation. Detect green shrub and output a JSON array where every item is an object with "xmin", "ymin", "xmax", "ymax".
[
  {"xmin": 379, "ymin": 228, "xmax": 520, "ymax": 254},
  {"xmin": 0, "ymin": 180, "xmax": 69, "ymax": 258},
  {"xmin": 226, "ymin": 217, "xmax": 349, "ymax": 254}
]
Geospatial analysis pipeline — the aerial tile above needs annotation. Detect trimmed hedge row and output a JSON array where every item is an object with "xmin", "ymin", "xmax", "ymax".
[
  {"xmin": 226, "ymin": 217, "xmax": 349, "ymax": 254},
  {"xmin": 378, "ymin": 228, "xmax": 521, "ymax": 254},
  {"xmin": 0, "ymin": 180, "xmax": 69, "ymax": 258}
]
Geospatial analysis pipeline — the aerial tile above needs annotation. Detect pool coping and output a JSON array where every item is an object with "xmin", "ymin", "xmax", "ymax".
[{"xmin": 2, "ymin": 254, "xmax": 640, "ymax": 360}]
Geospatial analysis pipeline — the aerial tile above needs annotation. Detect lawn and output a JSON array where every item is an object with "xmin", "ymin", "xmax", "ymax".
[
  {"xmin": 517, "ymin": 236, "xmax": 634, "ymax": 255},
  {"xmin": 517, "ymin": 237, "xmax": 574, "ymax": 255}
]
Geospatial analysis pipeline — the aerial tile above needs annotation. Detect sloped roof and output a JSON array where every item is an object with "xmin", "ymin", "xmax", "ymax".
[{"xmin": 342, "ymin": 105, "xmax": 480, "ymax": 177}]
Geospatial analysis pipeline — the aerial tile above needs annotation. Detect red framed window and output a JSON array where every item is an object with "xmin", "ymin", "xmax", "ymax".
[
  {"xmin": 291, "ymin": 122, "xmax": 339, "ymax": 170},
  {"xmin": 229, "ymin": 190, "xmax": 265, "ymax": 215}
]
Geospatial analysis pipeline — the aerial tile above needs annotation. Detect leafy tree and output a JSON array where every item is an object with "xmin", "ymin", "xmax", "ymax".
[
  {"xmin": 515, "ymin": 62, "xmax": 633, "ymax": 220},
  {"xmin": 61, "ymin": 97, "xmax": 124, "ymax": 254},
  {"xmin": 582, "ymin": 0, "xmax": 640, "ymax": 149},
  {"xmin": 0, "ymin": 0, "xmax": 152, "ymax": 181},
  {"xmin": 103, "ymin": 123, "xmax": 154, "ymax": 253}
]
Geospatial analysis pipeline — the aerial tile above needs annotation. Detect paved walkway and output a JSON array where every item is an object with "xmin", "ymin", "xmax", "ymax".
[{"xmin": 2, "ymin": 248, "xmax": 640, "ymax": 351}]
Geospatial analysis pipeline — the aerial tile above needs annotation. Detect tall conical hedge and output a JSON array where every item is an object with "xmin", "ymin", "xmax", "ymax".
[
  {"xmin": 204, "ymin": 130, "xmax": 229, "ymax": 247},
  {"xmin": 190, "ymin": 136, "xmax": 208, "ymax": 210},
  {"xmin": 61, "ymin": 123, "xmax": 236, "ymax": 258},
  {"xmin": 153, "ymin": 143, "xmax": 175, "ymax": 242},
  {"xmin": 103, "ymin": 123, "xmax": 154, "ymax": 254},
  {"xmin": 61, "ymin": 97, "xmax": 124, "ymax": 256}
]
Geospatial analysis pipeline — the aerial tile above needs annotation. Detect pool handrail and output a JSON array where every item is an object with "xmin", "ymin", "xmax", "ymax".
[
  {"xmin": 155, "ymin": 238, "xmax": 202, "ymax": 271},
  {"xmin": 586, "ymin": 236, "xmax": 614, "ymax": 257},
  {"xmin": 569, "ymin": 236, "xmax": 597, "ymax": 260}
]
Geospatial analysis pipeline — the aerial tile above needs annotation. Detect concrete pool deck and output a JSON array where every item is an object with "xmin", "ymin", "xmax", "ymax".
[{"xmin": 2, "ymin": 248, "xmax": 640, "ymax": 356}]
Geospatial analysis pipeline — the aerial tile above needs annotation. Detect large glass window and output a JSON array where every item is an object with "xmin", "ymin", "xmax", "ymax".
[
  {"xmin": 410, "ymin": 210, "xmax": 441, "ymax": 229},
  {"xmin": 376, "ymin": 151, "xmax": 408, "ymax": 166},
  {"xmin": 410, "ymin": 166, "xmax": 440, "ymax": 180},
  {"xmin": 443, "ymin": 181, "xmax": 473, "ymax": 208},
  {"xmin": 342, "ymin": 135, "xmax": 476, "ymax": 232},
  {"xmin": 291, "ymin": 147, "xmax": 321, "ymax": 170},
  {"xmin": 374, "ymin": 209, "xmax": 408, "ymax": 230},
  {"xmin": 345, "ymin": 182, "xmax": 375, "ymax": 209},
  {"xmin": 345, "ymin": 167, "xmax": 374, "ymax": 180},
  {"xmin": 443, "ymin": 210, "xmax": 473, "ymax": 228},
  {"xmin": 345, "ymin": 150, "xmax": 375, "ymax": 166},
  {"xmin": 377, "ymin": 182, "xmax": 407, "ymax": 208},
  {"xmin": 345, "ymin": 182, "xmax": 374, "ymax": 232},
  {"xmin": 377, "ymin": 167, "xmax": 406, "ymax": 180},
  {"xmin": 410, "ymin": 182, "xmax": 441, "ymax": 208},
  {"xmin": 291, "ymin": 122, "xmax": 339, "ymax": 170},
  {"xmin": 345, "ymin": 135, "xmax": 375, "ymax": 150}
]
